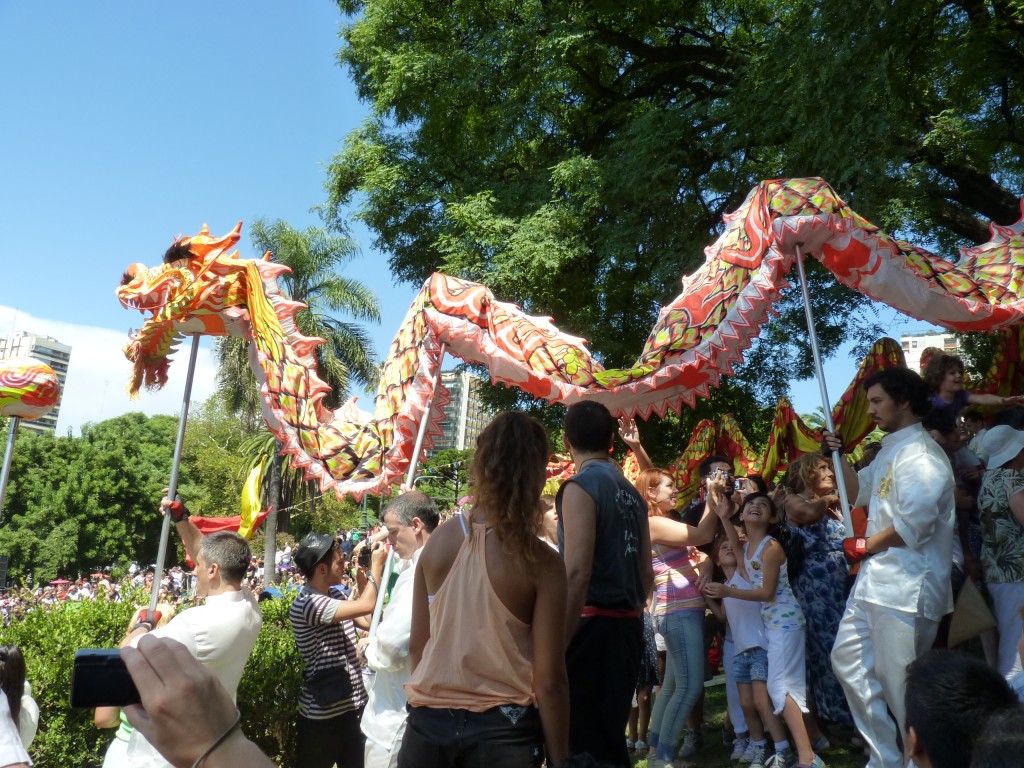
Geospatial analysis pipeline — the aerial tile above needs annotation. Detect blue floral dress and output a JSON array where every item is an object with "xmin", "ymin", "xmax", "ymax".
[{"xmin": 788, "ymin": 514, "xmax": 853, "ymax": 726}]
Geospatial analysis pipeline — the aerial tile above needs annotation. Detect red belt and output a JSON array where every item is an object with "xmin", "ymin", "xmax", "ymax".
[{"xmin": 581, "ymin": 605, "xmax": 642, "ymax": 619}]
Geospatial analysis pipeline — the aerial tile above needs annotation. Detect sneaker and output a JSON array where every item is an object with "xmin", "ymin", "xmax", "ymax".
[
  {"xmin": 739, "ymin": 740, "xmax": 759, "ymax": 764},
  {"xmin": 812, "ymin": 735, "xmax": 831, "ymax": 753},
  {"xmin": 677, "ymin": 730, "xmax": 703, "ymax": 759},
  {"xmin": 627, "ymin": 739, "xmax": 635, "ymax": 753},
  {"xmin": 766, "ymin": 747, "xmax": 796, "ymax": 768},
  {"xmin": 731, "ymin": 737, "xmax": 750, "ymax": 761},
  {"xmin": 634, "ymin": 740, "xmax": 648, "ymax": 753},
  {"xmin": 748, "ymin": 743, "xmax": 768, "ymax": 768},
  {"xmin": 798, "ymin": 757, "xmax": 827, "ymax": 768}
]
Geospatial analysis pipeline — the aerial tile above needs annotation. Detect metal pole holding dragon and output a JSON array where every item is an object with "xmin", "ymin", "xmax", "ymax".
[
  {"xmin": 0, "ymin": 418, "xmax": 20, "ymax": 523},
  {"xmin": 367, "ymin": 342, "xmax": 448, "ymax": 637},
  {"xmin": 794, "ymin": 244, "xmax": 855, "ymax": 535},
  {"xmin": 147, "ymin": 334, "xmax": 201, "ymax": 614}
]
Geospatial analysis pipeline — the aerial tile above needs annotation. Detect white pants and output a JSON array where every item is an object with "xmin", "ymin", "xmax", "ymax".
[
  {"xmin": 987, "ymin": 582, "xmax": 1024, "ymax": 676},
  {"xmin": 831, "ymin": 599, "xmax": 938, "ymax": 768},
  {"xmin": 364, "ymin": 721, "xmax": 406, "ymax": 768},
  {"xmin": 723, "ymin": 637, "xmax": 748, "ymax": 734}
]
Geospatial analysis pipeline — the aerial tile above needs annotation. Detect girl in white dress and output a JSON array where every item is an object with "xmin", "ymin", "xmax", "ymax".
[{"xmin": 704, "ymin": 493, "xmax": 824, "ymax": 768}]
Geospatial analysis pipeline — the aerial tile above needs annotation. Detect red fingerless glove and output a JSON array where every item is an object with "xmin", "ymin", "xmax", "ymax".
[
  {"xmin": 843, "ymin": 537, "xmax": 869, "ymax": 564},
  {"xmin": 167, "ymin": 499, "xmax": 190, "ymax": 523},
  {"xmin": 132, "ymin": 609, "xmax": 162, "ymax": 633}
]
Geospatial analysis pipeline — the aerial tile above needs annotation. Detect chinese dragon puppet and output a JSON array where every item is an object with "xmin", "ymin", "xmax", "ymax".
[{"xmin": 116, "ymin": 177, "xmax": 1024, "ymax": 499}]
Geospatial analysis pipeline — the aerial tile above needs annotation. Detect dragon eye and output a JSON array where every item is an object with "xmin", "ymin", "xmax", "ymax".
[{"xmin": 120, "ymin": 263, "xmax": 144, "ymax": 285}]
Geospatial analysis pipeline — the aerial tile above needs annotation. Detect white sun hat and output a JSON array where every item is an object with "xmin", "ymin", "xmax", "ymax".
[{"xmin": 981, "ymin": 425, "xmax": 1024, "ymax": 469}]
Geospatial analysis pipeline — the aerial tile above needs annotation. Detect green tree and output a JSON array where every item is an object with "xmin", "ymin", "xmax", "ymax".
[
  {"xmin": 325, "ymin": 0, "xmax": 1022, "ymax": 452},
  {"xmin": 416, "ymin": 448, "xmax": 474, "ymax": 508},
  {"xmin": 0, "ymin": 413, "xmax": 179, "ymax": 582},
  {"xmin": 180, "ymin": 395, "xmax": 256, "ymax": 517}
]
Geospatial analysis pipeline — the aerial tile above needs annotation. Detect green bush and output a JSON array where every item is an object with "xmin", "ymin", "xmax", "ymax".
[
  {"xmin": 238, "ymin": 593, "xmax": 301, "ymax": 764},
  {"xmin": 0, "ymin": 593, "xmax": 303, "ymax": 767},
  {"xmin": 0, "ymin": 598, "xmax": 136, "ymax": 767}
]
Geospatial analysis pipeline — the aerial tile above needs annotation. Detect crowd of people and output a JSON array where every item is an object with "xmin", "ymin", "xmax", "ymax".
[{"xmin": 1, "ymin": 352, "xmax": 1024, "ymax": 768}]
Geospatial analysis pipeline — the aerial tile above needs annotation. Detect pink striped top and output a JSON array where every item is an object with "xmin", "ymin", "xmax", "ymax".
[{"xmin": 652, "ymin": 544, "xmax": 705, "ymax": 616}]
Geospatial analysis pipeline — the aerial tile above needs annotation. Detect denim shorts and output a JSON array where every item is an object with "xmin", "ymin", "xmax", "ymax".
[{"xmin": 732, "ymin": 647, "xmax": 769, "ymax": 684}]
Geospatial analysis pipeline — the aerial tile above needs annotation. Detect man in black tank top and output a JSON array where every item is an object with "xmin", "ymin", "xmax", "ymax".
[{"xmin": 557, "ymin": 401, "xmax": 654, "ymax": 766}]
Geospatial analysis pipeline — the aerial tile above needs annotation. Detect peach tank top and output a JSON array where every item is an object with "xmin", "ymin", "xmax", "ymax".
[{"xmin": 404, "ymin": 515, "xmax": 535, "ymax": 710}]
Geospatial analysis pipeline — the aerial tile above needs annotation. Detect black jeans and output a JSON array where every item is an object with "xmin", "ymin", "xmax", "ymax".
[
  {"xmin": 297, "ymin": 709, "xmax": 365, "ymax": 768},
  {"xmin": 397, "ymin": 704, "xmax": 544, "ymax": 768},
  {"xmin": 566, "ymin": 615, "xmax": 643, "ymax": 767}
]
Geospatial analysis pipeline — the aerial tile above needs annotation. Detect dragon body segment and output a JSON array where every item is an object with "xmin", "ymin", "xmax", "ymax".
[{"xmin": 117, "ymin": 178, "xmax": 1024, "ymax": 499}]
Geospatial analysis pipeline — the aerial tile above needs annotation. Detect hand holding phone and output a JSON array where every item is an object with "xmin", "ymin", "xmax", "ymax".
[{"xmin": 70, "ymin": 649, "xmax": 140, "ymax": 708}]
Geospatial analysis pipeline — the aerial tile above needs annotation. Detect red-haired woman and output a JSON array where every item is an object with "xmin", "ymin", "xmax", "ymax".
[{"xmin": 635, "ymin": 467, "xmax": 720, "ymax": 768}]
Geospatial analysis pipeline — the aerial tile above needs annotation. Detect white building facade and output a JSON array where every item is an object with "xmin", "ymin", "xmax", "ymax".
[{"xmin": 432, "ymin": 370, "xmax": 494, "ymax": 452}]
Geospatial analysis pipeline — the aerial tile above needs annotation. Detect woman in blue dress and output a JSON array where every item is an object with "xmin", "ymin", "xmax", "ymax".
[{"xmin": 782, "ymin": 454, "xmax": 853, "ymax": 732}]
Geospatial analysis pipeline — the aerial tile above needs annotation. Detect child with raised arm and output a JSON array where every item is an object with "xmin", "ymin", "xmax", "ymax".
[
  {"xmin": 703, "ymin": 493, "xmax": 824, "ymax": 768},
  {"xmin": 705, "ymin": 533, "xmax": 789, "ymax": 768}
]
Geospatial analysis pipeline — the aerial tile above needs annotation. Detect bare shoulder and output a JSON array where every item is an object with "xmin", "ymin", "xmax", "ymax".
[
  {"xmin": 533, "ymin": 542, "xmax": 567, "ymax": 583},
  {"xmin": 763, "ymin": 538, "xmax": 785, "ymax": 560},
  {"xmin": 419, "ymin": 517, "xmax": 466, "ymax": 567}
]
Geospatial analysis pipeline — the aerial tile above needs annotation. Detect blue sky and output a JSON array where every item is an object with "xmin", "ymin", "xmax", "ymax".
[{"xmin": 0, "ymin": 2, "xmax": 934, "ymax": 435}]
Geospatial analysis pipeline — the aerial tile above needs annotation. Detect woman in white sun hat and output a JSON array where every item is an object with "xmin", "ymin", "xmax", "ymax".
[{"xmin": 978, "ymin": 425, "xmax": 1024, "ymax": 674}]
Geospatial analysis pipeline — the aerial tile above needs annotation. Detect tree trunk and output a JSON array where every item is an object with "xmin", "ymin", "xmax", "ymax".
[{"xmin": 264, "ymin": 444, "xmax": 282, "ymax": 586}]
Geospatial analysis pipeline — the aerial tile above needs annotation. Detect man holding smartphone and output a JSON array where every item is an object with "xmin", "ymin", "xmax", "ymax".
[{"xmin": 119, "ymin": 495, "xmax": 263, "ymax": 768}]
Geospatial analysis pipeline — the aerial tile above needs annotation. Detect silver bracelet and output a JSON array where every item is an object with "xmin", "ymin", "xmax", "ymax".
[
  {"xmin": 366, "ymin": 573, "xmax": 378, "ymax": 591},
  {"xmin": 192, "ymin": 708, "xmax": 241, "ymax": 768}
]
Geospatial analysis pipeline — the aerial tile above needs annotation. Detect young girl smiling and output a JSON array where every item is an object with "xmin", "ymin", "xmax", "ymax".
[{"xmin": 703, "ymin": 493, "xmax": 824, "ymax": 768}]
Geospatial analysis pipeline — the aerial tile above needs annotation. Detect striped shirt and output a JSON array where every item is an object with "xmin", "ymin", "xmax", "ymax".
[
  {"xmin": 289, "ymin": 585, "xmax": 367, "ymax": 719},
  {"xmin": 652, "ymin": 544, "xmax": 705, "ymax": 616}
]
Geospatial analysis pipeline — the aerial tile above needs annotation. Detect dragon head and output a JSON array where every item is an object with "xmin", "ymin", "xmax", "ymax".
[
  {"xmin": 117, "ymin": 222, "xmax": 244, "ymax": 322},
  {"xmin": 117, "ymin": 222, "xmax": 249, "ymax": 395}
]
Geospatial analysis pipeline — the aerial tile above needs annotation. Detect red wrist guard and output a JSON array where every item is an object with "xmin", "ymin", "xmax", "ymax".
[
  {"xmin": 167, "ymin": 500, "xmax": 189, "ymax": 523},
  {"xmin": 843, "ymin": 537, "xmax": 869, "ymax": 564}
]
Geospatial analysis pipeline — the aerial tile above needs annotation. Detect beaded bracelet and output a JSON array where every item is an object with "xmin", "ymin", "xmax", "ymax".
[{"xmin": 192, "ymin": 709, "xmax": 241, "ymax": 768}]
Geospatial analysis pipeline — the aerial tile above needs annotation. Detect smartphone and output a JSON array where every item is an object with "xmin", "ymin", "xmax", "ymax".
[
  {"xmin": 70, "ymin": 649, "xmax": 141, "ymax": 708},
  {"xmin": 733, "ymin": 478, "xmax": 744, "ymax": 491},
  {"xmin": 357, "ymin": 545, "xmax": 371, "ymax": 569}
]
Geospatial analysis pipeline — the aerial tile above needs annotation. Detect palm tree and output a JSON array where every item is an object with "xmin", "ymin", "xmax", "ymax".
[{"xmin": 214, "ymin": 219, "xmax": 381, "ymax": 582}]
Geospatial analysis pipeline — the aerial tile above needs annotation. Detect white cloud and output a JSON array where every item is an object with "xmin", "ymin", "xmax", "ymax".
[{"xmin": 0, "ymin": 306, "xmax": 218, "ymax": 436}]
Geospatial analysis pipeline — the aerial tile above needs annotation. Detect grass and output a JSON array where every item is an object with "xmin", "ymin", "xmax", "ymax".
[{"xmin": 631, "ymin": 683, "xmax": 867, "ymax": 768}]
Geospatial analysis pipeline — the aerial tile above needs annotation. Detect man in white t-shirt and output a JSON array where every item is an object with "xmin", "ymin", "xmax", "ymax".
[{"xmin": 118, "ymin": 496, "xmax": 263, "ymax": 768}]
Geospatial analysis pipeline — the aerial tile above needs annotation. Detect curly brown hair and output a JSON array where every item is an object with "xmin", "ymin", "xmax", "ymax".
[
  {"xmin": 470, "ymin": 412, "xmax": 550, "ymax": 565},
  {"xmin": 923, "ymin": 352, "xmax": 965, "ymax": 395}
]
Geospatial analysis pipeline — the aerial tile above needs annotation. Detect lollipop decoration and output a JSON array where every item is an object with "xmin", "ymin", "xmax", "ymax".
[{"xmin": 0, "ymin": 358, "xmax": 62, "ymax": 519}]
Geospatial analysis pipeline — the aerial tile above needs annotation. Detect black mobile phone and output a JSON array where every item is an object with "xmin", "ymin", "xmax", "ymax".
[
  {"xmin": 357, "ymin": 545, "xmax": 371, "ymax": 569},
  {"xmin": 70, "ymin": 649, "xmax": 141, "ymax": 708}
]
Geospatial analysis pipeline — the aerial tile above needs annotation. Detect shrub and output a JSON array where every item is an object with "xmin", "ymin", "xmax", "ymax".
[{"xmin": 0, "ymin": 592, "xmax": 303, "ymax": 767}]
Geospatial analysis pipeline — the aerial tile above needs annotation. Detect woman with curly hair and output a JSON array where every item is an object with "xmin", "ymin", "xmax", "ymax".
[
  {"xmin": 634, "ymin": 467, "xmax": 719, "ymax": 768},
  {"xmin": 401, "ymin": 412, "xmax": 569, "ymax": 768}
]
